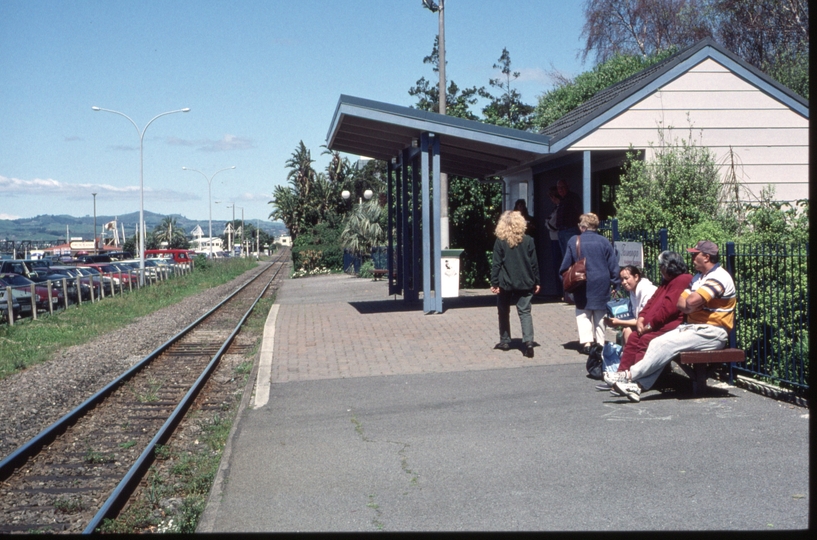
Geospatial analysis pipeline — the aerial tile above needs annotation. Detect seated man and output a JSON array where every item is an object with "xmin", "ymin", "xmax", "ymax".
[{"xmin": 609, "ymin": 240, "xmax": 736, "ymax": 402}]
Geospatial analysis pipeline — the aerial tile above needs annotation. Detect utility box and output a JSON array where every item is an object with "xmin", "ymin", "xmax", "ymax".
[{"xmin": 440, "ymin": 249, "xmax": 464, "ymax": 298}]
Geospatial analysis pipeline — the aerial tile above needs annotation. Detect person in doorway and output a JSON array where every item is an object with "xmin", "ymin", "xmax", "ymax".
[
  {"xmin": 610, "ymin": 240, "xmax": 736, "ymax": 402},
  {"xmin": 606, "ymin": 265, "xmax": 657, "ymax": 344},
  {"xmin": 491, "ymin": 210, "xmax": 541, "ymax": 358},
  {"xmin": 513, "ymin": 198, "xmax": 537, "ymax": 239},
  {"xmin": 544, "ymin": 186, "xmax": 563, "ymax": 297},
  {"xmin": 555, "ymin": 179, "xmax": 582, "ymax": 256},
  {"xmin": 559, "ymin": 213, "xmax": 620, "ymax": 354}
]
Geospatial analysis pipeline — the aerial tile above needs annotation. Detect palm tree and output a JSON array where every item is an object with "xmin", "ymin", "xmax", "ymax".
[
  {"xmin": 286, "ymin": 141, "xmax": 316, "ymax": 199},
  {"xmin": 153, "ymin": 217, "xmax": 187, "ymax": 248},
  {"xmin": 340, "ymin": 199, "xmax": 384, "ymax": 258}
]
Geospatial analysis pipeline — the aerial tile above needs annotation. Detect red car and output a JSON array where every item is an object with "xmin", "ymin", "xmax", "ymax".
[{"xmin": 0, "ymin": 273, "xmax": 64, "ymax": 312}]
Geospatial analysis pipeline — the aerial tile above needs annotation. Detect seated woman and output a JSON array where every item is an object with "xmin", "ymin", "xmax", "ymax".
[
  {"xmin": 606, "ymin": 265, "xmax": 657, "ymax": 343},
  {"xmin": 599, "ymin": 251, "xmax": 692, "ymax": 391}
]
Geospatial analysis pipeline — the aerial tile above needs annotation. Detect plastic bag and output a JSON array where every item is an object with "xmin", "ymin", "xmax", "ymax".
[{"xmin": 602, "ymin": 341, "xmax": 622, "ymax": 373}]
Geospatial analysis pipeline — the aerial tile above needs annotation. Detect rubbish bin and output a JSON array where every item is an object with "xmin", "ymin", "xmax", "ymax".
[{"xmin": 440, "ymin": 249, "xmax": 464, "ymax": 298}]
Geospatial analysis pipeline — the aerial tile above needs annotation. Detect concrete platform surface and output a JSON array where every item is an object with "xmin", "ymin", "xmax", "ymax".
[{"xmin": 198, "ymin": 274, "xmax": 809, "ymax": 532}]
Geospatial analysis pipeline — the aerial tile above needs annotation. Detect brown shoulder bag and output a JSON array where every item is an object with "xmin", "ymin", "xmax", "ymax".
[{"xmin": 562, "ymin": 235, "xmax": 587, "ymax": 293}]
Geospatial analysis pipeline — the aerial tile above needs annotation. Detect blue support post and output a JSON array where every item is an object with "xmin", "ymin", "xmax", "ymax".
[
  {"xmin": 421, "ymin": 133, "xmax": 433, "ymax": 313},
  {"xmin": 431, "ymin": 134, "xmax": 442, "ymax": 313}
]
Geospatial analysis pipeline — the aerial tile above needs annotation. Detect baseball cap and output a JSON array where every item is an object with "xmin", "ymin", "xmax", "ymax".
[{"xmin": 687, "ymin": 240, "xmax": 718, "ymax": 256}]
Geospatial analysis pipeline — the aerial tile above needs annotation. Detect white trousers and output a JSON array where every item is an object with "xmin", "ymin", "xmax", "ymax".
[
  {"xmin": 629, "ymin": 323, "xmax": 728, "ymax": 391},
  {"xmin": 575, "ymin": 308, "xmax": 607, "ymax": 345}
]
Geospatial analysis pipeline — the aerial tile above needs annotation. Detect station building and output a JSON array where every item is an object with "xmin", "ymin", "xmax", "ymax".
[{"xmin": 326, "ymin": 38, "xmax": 809, "ymax": 310}]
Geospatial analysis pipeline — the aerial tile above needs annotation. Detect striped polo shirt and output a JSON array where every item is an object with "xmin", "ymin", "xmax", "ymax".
[{"xmin": 683, "ymin": 264, "xmax": 736, "ymax": 331}]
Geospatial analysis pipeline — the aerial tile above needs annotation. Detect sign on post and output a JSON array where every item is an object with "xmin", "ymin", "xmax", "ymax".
[{"xmin": 615, "ymin": 241, "xmax": 643, "ymax": 268}]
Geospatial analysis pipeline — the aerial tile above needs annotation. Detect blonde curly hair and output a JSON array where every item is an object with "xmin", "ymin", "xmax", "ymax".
[{"xmin": 495, "ymin": 210, "xmax": 527, "ymax": 248}]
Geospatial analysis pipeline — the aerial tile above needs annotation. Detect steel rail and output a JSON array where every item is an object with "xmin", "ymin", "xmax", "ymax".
[
  {"xmin": 83, "ymin": 261, "xmax": 282, "ymax": 532},
  {"xmin": 0, "ymin": 254, "xmax": 285, "ymax": 482}
]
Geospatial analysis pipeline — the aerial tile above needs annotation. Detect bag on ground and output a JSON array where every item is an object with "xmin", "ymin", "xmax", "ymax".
[
  {"xmin": 585, "ymin": 343, "xmax": 604, "ymax": 380},
  {"xmin": 602, "ymin": 341, "xmax": 622, "ymax": 373}
]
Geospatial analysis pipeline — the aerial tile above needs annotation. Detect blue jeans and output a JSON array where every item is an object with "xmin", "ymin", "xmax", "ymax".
[
  {"xmin": 497, "ymin": 289, "xmax": 534, "ymax": 344},
  {"xmin": 550, "ymin": 239, "xmax": 564, "ymax": 296},
  {"xmin": 558, "ymin": 227, "xmax": 581, "ymax": 256},
  {"xmin": 629, "ymin": 324, "xmax": 728, "ymax": 390}
]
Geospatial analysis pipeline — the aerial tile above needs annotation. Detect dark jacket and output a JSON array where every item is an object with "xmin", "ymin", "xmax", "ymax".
[
  {"xmin": 491, "ymin": 235, "xmax": 540, "ymax": 292},
  {"xmin": 555, "ymin": 190, "xmax": 581, "ymax": 230},
  {"xmin": 559, "ymin": 230, "xmax": 620, "ymax": 310}
]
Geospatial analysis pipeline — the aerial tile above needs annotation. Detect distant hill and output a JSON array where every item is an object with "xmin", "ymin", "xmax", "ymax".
[{"xmin": 0, "ymin": 211, "xmax": 288, "ymax": 245}]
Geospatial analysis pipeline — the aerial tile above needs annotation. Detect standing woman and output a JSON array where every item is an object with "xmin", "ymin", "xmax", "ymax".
[
  {"xmin": 490, "ymin": 210, "xmax": 541, "ymax": 358},
  {"xmin": 559, "ymin": 213, "xmax": 620, "ymax": 354}
]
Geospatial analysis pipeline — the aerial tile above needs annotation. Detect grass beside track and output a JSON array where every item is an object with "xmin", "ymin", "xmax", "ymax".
[{"xmin": 0, "ymin": 257, "xmax": 261, "ymax": 380}]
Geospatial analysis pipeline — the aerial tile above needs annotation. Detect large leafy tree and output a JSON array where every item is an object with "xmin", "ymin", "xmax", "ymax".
[
  {"xmin": 580, "ymin": 0, "xmax": 809, "ymax": 97},
  {"xmin": 478, "ymin": 48, "xmax": 535, "ymax": 130},
  {"xmin": 408, "ymin": 36, "xmax": 481, "ymax": 119},
  {"xmin": 581, "ymin": 0, "xmax": 712, "ymax": 63}
]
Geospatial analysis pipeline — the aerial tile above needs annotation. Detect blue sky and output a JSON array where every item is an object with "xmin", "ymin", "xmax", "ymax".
[{"xmin": 0, "ymin": 0, "xmax": 588, "ymax": 224}]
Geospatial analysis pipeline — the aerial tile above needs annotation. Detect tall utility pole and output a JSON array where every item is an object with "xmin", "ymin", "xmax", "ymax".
[{"xmin": 422, "ymin": 0, "xmax": 449, "ymax": 248}]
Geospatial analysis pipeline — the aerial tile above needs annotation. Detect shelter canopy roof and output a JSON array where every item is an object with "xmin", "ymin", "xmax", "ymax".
[{"xmin": 326, "ymin": 95, "xmax": 551, "ymax": 178}]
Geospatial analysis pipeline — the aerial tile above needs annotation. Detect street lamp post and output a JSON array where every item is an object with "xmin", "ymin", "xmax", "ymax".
[
  {"xmin": 182, "ymin": 166, "xmax": 235, "ymax": 258},
  {"xmin": 421, "ymin": 0, "xmax": 449, "ymax": 249},
  {"xmin": 92, "ymin": 106, "xmax": 190, "ymax": 285},
  {"xmin": 92, "ymin": 192, "xmax": 98, "ymax": 254}
]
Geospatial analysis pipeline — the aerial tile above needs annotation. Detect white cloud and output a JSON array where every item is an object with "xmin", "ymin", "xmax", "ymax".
[
  {"xmin": 0, "ymin": 174, "xmax": 195, "ymax": 202},
  {"xmin": 166, "ymin": 134, "xmax": 254, "ymax": 152},
  {"xmin": 515, "ymin": 67, "xmax": 552, "ymax": 84},
  {"xmin": 0, "ymin": 213, "xmax": 21, "ymax": 220}
]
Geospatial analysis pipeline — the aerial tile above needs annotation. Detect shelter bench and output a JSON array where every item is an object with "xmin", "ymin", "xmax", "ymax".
[
  {"xmin": 371, "ymin": 269, "xmax": 389, "ymax": 280},
  {"xmin": 671, "ymin": 348, "xmax": 745, "ymax": 395}
]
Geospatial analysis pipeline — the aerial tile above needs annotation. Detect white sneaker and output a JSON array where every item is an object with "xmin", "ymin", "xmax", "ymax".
[
  {"xmin": 613, "ymin": 381, "xmax": 642, "ymax": 403},
  {"xmin": 603, "ymin": 371, "xmax": 627, "ymax": 386}
]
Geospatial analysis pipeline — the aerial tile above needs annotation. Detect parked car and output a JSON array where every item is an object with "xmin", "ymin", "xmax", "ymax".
[
  {"xmin": 81, "ymin": 263, "xmax": 137, "ymax": 288},
  {"xmin": 0, "ymin": 260, "xmax": 42, "ymax": 280},
  {"xmin": 71, "ymin": 266, "xmax": 109, "ymax": 295},
  {"xmin": 0, "ymin": 273, "xmax": 61, "ymax": 312},
  {"xmin": 45, "ymin": 266, "xmax": 99, "ymax": 301},
  {"xmin": 1, "ymin": 288, "xmax": 22, "ymax": 321}
]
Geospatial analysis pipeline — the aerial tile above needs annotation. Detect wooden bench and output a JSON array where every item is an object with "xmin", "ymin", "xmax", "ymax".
[
  {"xmin": 371, "ymin": 269, "xmax": 389, "ymax": 280},
  {"xmin": 672, "ymin": 348, "xmax": 745, "ymax": 395}
]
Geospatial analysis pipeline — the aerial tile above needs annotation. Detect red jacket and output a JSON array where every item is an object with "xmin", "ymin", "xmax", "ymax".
[{"xmin": 639, "ymin": 273, "xmax": 693, "ymax": 331}]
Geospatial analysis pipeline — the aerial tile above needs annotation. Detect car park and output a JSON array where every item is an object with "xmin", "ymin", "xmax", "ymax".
[{"xmin": 0, "ymin": 273, "xmax": 61, "ymax": 313}]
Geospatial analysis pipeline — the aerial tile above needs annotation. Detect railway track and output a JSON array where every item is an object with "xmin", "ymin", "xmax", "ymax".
[{"xmin": 0, "ymin": 251, "xmax": 289, "ymax": 533}]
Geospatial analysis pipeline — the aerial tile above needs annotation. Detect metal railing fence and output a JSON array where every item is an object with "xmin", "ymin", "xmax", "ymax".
[{"xmin": 726, "ymin": 243, "xmax": 809, "ymax": 390}]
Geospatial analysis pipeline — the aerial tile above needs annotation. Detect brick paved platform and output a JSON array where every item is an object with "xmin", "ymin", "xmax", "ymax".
[{"xmin": 271, "ymin": 273, "xmax": 586, "ymax": 383}]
